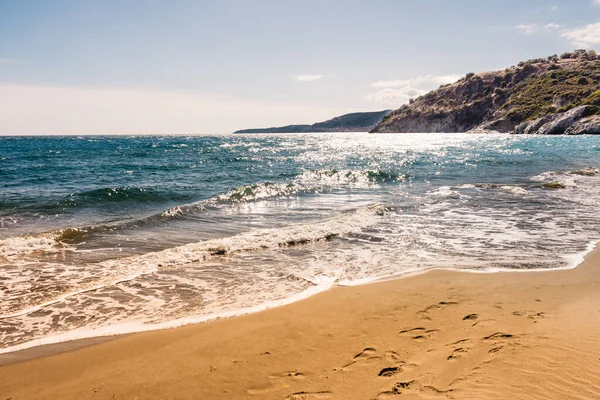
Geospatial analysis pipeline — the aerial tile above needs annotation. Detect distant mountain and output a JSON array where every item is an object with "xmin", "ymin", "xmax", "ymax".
[
  {"xmin": 372, "ymin": 49, "xmax": 600, "ymax": 135},
  {"xmin": 235, "ymin": 110, "xmax": 392, "ymax": 133}
]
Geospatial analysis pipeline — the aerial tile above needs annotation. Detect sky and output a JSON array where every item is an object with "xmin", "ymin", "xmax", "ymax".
[{"xmin": 1, "ymin": 0, "xmax": 600, "ymax": 134}]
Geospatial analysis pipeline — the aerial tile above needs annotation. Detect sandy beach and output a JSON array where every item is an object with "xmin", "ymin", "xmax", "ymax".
[{"xmin": 2, "ymin": 247, "xmax": 600, "ymax": 400}]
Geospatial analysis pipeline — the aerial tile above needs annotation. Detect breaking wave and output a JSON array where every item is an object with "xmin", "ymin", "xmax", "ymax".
[{"xmin": 0, "ymin": 204, "xmax": 386, "ymax": 319}]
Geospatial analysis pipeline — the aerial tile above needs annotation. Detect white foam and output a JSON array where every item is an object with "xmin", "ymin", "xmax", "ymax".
[
  {"xmin": 9, "ymin": 236, "xmax": 597, "ymax": 356},
  {"xmin": 0, "ymin": 268, "xmax": 157, "ymax": 319},
  {"xmin": 562, "ymin": 239, "xmax": 600, "ymax": 270},
  {"xmin": 1, "ymin": 204, "xmax": 385, "ymax": 319},
  {"xmin": 0, "ymin": 273, "xmax": 337, "ymax": 355},
  {"xmin": 531, "ymin": 171, "xmax": 577, "ymax": 187},
  {"xmin": 500, "ymin": 185, "xmax": 528, "ymax": 195},
  {"xmin": 0, "ymin": 235, "xmax": 66, "ymax": 259},
  {"xmin": 430, "ymin": 186, "xmax": 455, "ymax": 196}
]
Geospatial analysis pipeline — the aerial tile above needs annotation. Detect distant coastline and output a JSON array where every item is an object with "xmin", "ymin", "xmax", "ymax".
[{"xmin": 234, "ymin": 110, "xmax": 391, "ymax": 133}]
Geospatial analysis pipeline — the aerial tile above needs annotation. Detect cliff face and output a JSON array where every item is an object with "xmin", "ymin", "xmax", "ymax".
[
  {"xmin": 372, "ymin": 50, "xmax": 600, "ymax": 134},
  {"xmin": 235, "ymin": 110, "xmax": 391, "ymax": 134}
]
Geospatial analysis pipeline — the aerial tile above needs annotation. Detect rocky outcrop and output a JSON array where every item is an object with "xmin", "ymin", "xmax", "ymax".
[
  {"xmin": 513, "ymin": 106, "xmax": 590, "ymax": 135},
  {"xmin": 371, "ymin": 50, "xmax": 600, "ymax": 135},
  {"xmin": 566, "ymin": 115, "xmax": 600, "ymax": 135}
]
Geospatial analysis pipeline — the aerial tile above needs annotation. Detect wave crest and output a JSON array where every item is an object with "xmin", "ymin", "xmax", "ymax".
[
  {"xmin": 0, "ymin": 204, "xmax": 387, "ymax": 319},
  {"xmin": 296, "ymin": 169, "xmax": 403, "ymax": 186}
]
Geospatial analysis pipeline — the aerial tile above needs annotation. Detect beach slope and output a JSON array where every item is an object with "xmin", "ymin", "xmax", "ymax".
[{"xmin": 2, "ymin": 249, "xmax": 600, "ymax": 399}]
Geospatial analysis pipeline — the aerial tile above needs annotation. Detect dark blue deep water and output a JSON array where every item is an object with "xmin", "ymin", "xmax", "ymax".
[{"xmin": 1, "ymin": 133, "xmax": 599, "ymax": 352}]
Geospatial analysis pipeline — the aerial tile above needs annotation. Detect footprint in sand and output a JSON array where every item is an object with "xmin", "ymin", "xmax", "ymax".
[
  {"xmin": 463, "ymin": 313, "xmax": 479, "ymax": 321},
  {"xmin": 512, "ymin": 310, "xmax": 545, "ymax": 321},
  {"xmin": 445, "ymin": 338, "xmax": 473, "ymax": 362},
  {"xmin": 447, "ymin": 346, "xmax": 470, "ymax": 361},
  {"xmin": 483, "ymin": 332, "xmax": 515, "ymax": 341},
  {"xmin": 378, "ymin": 366, "xmax": 401, "ymax": 377},
  {"xmin": 385, "ymin": 350, "xmax": 403, "ymax": 364},
  {"xmin": 399, "ymin": 327, "xmax": 427, "ymax": 336},
  {"xmin": 399, "ymin": 327, "xmax": 439, "ymax": 341},
  {"xmin": 481, "ymin": 332, "xmax": 519, "ymax": 356},
  {"xmin": 378, "ymin": 380, "xmax": 452, "ymax": 399},
  {"xmin": 340, "ymin": 347, "xmax": 381, "ymax": 371},
  {"xmin": 417, "ymin": 301, "xmax": 459, "ymax": 320},
  {"xmin": 471, "ymin": 318, "xmax": 497, "ymax": 327}
]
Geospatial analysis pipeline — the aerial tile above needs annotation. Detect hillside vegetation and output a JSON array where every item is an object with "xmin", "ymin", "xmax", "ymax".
[{"xmin": 372, "ymin": 50, "xmax": 600, "ymax": 134}]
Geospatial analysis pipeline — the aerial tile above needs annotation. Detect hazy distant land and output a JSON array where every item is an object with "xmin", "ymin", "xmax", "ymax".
[{"xmin": 234, "ymin": 110, "xmax": 391, "ymax": 133}]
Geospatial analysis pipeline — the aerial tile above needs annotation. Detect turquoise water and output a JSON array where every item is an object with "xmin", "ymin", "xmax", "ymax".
[{"xmin": 1, "ymin": 133, "xmax": 599, "ymax": 352}]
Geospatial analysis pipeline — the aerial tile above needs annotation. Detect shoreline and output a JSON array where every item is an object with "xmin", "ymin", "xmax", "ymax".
[
  {"xmin": 2, "ymin": 245, "xmax": 600, "ymax": 398},
  {"xmin": 1, "ymin": 238, "xmax": 598, "ymax": 364}
]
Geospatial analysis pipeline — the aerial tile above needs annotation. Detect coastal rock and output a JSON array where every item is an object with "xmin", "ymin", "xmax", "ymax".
[
  {"xmin": 480, "ymin": 118, "xmax": 516, "ymax": 133},
  {"xmin": 371, "ymin": 50, "xmax": 600, "ymax": 135},
  {"xmin": 513, "ymin": 114, "xmax": 555, "ymax": 135},
  {"xmin": 469, "ymin": 118, "xmax": 515, "ymax": 134},
  {"xmin": 514, "ymin": 106, "xmax": 589, "ymax": 135},
  {"xmin": 565, "ymin": 115, "xmax": 600, "ymax": 135}
]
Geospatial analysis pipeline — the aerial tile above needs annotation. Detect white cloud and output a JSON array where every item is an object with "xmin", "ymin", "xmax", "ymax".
[
  {"xmin": 0, "ymin": 84, "xmax": 341, "ymax": 135},
  {"xmin": 366, "ymin": 87, "xmax": 427, "ymax": 105},
  {"xmin": 593, "ymin": 0, "xmax": 600, "ymax": 6},
  {"xmin": 370, "ymin": 74, "xmax": 461, "ymax": 88},
  {"xmin": 367, "ymin": 74, "xmax": 461, "ymax": 106},
  {"xmin": 0, "ymin": 58, "xmax": 28, "ymax": 65},
  {"xmin": 551, "ymin": 6, "xmax": 558, "ymax": 11},
  {"xmin": 296, "ymin": 74, "xmax": 323, "ymax": 82},
  {"xmin": 515, "ymin": 24, "xmax": 539, "ymax": 34},
  {"xmin": 514, "ymin": 23, "xmax": 560, "ymax": 35},
  {"xmin": 562, "ymin": 21, "xmax": 600, "ymax": 47}
]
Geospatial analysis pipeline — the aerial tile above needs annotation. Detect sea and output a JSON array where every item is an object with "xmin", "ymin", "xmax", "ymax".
[{"xmin": 1, "ymin": 133, "xmax": 599, "ymax": 353}]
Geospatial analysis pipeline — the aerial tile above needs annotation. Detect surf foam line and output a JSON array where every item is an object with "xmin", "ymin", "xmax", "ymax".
[
  {"xmin": 340, "ymin": 239, "xmax": 600, "ymax": 288},
  {"xmin": 429, "ymin": 239, "xmax": 600, "ymax": 275},
  {"xmin": 0, "ymin": 203, "xmax": 387, "ymax": 320},
  {"xmin": 5, "ymin": 238, "xmax": 596, "ymax": 356},
  {"xmin": 0, "ymin": 234, "xmax": 71, "ymax": 260},
  {"xmin": 0, "ymin": 274, "xmax": 339, "ymax": 355}
]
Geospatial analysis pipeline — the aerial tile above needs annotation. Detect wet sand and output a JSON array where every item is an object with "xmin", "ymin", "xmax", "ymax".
[{"xmin": 2, "ymin": 248, "xmax": 600, "ymax": 399}]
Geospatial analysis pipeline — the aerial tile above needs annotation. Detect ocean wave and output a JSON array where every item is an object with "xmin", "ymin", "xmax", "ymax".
[
  {"xmin": 0, "ymin": 234, "xmax": 68, "ymax": 259},
  {"xmin": 161, "ymin": 169, "xmax": 401, "ymax": 217},
  {"xmin": 570, "ymin": 168, "xmax": 599, "ymax": 176},
  {"xmin": 0, "ymin": 186, "xmax": 194, "ymax": 215},
  {"xmin": 295, "ymin": 169, "xmax": 403, "ymax": 186},
  {"xmin": 530, "ymin": 167, "xmax": 600, "ymax": 206},
  {"xmin": 2, "ymin": 169, "xmax": 400, "ymax": 252},
  {"xmin": 470, "ymin": 183, "xmax": 529, "ymax": 195},
  {"xmin": 0, "ymin": 204, "xmax": 387, "ymax": 319},
  {"xmin": 217, "ymin": 181, "xmax": 304, "ymax": 203},
  {"xmin": 531, "ymin": 171, "xmax": 579, "ymax": 188},
  {"xmin": 500, "ymin": 185, "xmax": 528, "ymax": 195},
  {"xmin": 58, "ymin": 186, "xmax": 191, "ymax": 206},
  {"xmin": 159, "ymin": 181, "xmax": 307, "ymax": 217}
]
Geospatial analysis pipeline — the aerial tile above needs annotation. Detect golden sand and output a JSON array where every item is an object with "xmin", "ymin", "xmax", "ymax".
[{"xmin": 2, "ymin": 248, "xmax": 600, "ymax": 399}]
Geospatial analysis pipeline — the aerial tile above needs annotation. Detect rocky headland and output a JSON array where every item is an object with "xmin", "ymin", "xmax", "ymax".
[
  {"xmin": 235, "ymin": 110, "xmax": 391, "ymax": 133},
  {"xmin": 372, "ymin": 49, "xmax": 600, "ymax": 135}
]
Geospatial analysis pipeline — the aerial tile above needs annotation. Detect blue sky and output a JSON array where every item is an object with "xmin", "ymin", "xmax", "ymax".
[{"xmin": 1, "ymin": 0, "xmax": 600, "ymax": 134}]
